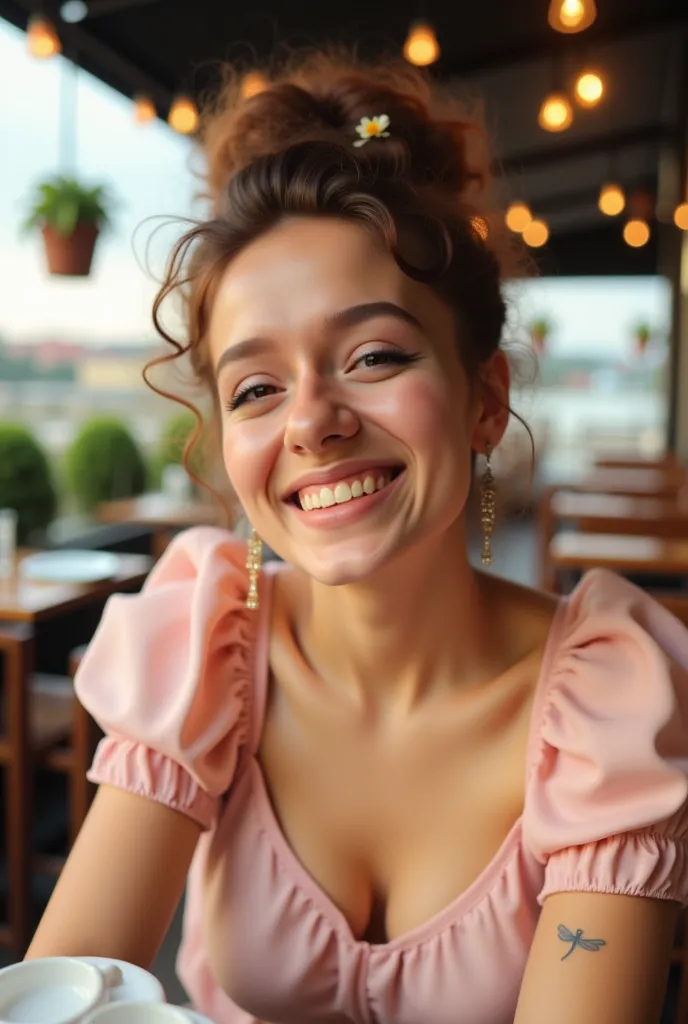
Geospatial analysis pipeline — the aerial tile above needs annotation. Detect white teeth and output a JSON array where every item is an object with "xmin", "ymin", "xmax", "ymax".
[
  {"xmin": 297, "ymin": 470, "xmax": 398, "ymax": 512},
  {"xmin": 334, "ymin": 482, "xmax": 352, "ymax": 504}
]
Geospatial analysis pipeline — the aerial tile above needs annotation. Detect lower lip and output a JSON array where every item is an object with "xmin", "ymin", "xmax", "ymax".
[{"xmin": 286, "ymin": 472, "xmax": 405, "ymax": 530}]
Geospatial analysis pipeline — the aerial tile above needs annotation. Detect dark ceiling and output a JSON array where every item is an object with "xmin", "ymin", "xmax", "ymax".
[{"xmin": 3, "ymin": 0, "xmax": 688, "ymax": 274}]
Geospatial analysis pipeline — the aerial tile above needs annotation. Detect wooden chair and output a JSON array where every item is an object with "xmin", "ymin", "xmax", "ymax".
[{"xmin": 0, "ymin": 630, "xmax": 98, "ymax": 955}]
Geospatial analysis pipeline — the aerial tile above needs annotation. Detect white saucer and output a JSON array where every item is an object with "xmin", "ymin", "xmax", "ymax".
[
  {"xmin": 76, "ymin": 958, "xmax": 165, "ymax": 1005},
  {"xmin": 20, "ymin": 551, "xmax": 120, "ymax": 584}
]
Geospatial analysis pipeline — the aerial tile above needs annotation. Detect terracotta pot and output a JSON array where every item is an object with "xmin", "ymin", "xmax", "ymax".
[
  {"xmin": 41, "ymin": 222, "xmax": 99, "ymax": 276},
  {"xmin": 636, "ymin": 332, "xmax": 650, "ymax": 355},
  {"xmin": 531, "ymin": 330, "xmax": 546, "ymax": 353}
]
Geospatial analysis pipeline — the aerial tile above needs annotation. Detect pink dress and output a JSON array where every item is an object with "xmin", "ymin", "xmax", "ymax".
[{"xmin": 75, "ymin": 527, "xmax": 688, "ymax": 1024}]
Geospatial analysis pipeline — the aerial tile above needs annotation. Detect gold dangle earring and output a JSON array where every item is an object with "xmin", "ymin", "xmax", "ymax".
[
  {"xmin": 245, "ymin": 528, "xmax": 263, "ymax": 610},
  {"xmin": 480, "ymin": 442, "xmax": 496, "ymax": 567}
]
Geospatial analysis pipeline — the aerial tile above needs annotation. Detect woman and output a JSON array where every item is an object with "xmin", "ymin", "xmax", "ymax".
[{"xmin": 27, "ymin": 54, "xmax": 688, "ymax": 1024}]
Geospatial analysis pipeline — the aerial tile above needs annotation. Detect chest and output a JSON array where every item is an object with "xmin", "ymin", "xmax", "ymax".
[{"xmin": 257, "ymin": 664, "xmax": 536, "ymax": 943}]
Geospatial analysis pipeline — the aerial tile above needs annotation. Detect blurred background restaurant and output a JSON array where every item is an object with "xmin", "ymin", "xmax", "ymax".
[{"xmin": 1, "ymin": 0, "xmax": 688, "ymax": 1018}]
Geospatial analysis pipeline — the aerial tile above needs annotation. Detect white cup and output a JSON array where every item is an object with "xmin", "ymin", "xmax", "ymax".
[
  {"xmin": 0, "ymin": 509, "xmax": 17, "ymax": 579},
  {"xmin": 0, "ymin": 958, "xmax": 121, "ymax": 1024},
  {"xmin": 84, "ymin": 1004, "xmax": 194, "ymax": 1023}
]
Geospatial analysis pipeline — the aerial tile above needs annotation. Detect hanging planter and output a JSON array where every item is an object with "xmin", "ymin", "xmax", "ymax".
[
  {"xmin": 528, "ymin": 316, "xmax": 554, "ymax": 353},
  {"xmin": 22, "ymin": 176, "xmax": 113, "ymax": 277},
  {"xmin": 632, "ymin": 321, "xmax": 652, "ymax": 356}
]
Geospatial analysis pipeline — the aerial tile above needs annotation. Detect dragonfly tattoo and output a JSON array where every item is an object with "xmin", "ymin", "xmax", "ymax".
[{"xmin": 558, "ymin": 924, "xmax": 607, "ymax": 961}]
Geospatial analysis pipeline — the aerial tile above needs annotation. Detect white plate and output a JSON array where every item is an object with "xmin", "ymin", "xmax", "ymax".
[
  {"xmin": 76, "ymin": 958, "xmax": 165, "ymax": 1005},
  {"xmin": 19, "ymin": 551, "xmax": 120, "ymax": 584}
]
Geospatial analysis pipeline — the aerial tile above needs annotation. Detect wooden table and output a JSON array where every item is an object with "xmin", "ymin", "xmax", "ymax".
[
  {"xmin": 574, "ymin": 467, "xmax": 686, "ymax": 498},
  {"xmin": 550, "ymin": 532, "xmax": 688, "ymax": 580},
  {"xmin": 0, "ymin": 549, "xmax": 152, "ymax": 953},
  {"xmin": 97, "ymin": 492, "xmax": 222, "ymax": 559},
  {"xmin": 594, "ymin": 453, "xmax": 681, "ymax": 471},
  {"xmin": 550, "ymin": 491, "xmax": 688, "ymax": 538}
]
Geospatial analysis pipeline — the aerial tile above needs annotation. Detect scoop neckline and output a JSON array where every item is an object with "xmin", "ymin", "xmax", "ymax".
[{"xmin": 246, "ymin": 563, "xmax": 571, "ymax": 955}]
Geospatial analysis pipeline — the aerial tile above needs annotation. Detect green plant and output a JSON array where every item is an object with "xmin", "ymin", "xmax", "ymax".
[
  {"xmin": 152, "ymin": 410, "xmax": 207, "ymax": 487},
  {"xmin": 0, "ymin": 423, "xmax": 58, "ymax": 543},
  {"xmin": 632, "ymin": 320, "xmax": 652, "ymax": 342},
  {"xmin": 66, "ymin": 417, "xmax": 148, "ymax": 513},
  {"xmin": 22, "ymin": 175, "xmax": 113, "ymax": 238},
  {"xmin": 528, "ymin": 316, "xmax": 554, "ymax": 339}
]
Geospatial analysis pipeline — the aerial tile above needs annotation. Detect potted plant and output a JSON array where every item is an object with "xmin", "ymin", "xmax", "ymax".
[
  {"xmin": 0, "ymin": 423, "xmax": 58, "ymax": 543},
  {"xmin": 528, "ymin": 316, "xmax": 554, "ymax": 353},
  {"xmin": 23, "ymin": 175, "xmax": 113, "ymax": 276},
  {"xmin": 632, "ymin": 320, "xmax": 652, "ymax": 356}
]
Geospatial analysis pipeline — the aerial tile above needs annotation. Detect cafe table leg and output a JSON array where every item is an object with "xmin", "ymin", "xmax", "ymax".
[{"xmin": 1, "ymin": 623, "xmax": 34, "ymax": 955}]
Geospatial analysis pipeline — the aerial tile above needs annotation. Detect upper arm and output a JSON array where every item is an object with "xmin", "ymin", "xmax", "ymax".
[
  {"xmin": 26, "ymin": 785, "xmax": 202, "ymax": 968},
  {"xmin": 514, "ymin": 890, "xmax": 680, "ymax": 1024}
]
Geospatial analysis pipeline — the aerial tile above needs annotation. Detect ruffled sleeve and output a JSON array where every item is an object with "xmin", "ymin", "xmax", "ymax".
[
  {"xmin": 524, "ymin": 569, "xmax": 688, "ymax": 906},
  {"xmin": 74, "ymin": 527, "xmax": 255, "ymax": 830}
]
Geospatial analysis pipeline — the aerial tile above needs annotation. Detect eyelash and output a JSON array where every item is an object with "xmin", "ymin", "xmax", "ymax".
[{"xmin": 226, "ymin": 349, "xmax": 420, "ymax": 412}]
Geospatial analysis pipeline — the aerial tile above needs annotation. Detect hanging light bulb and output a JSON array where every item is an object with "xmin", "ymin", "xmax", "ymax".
[
  {"xmin": 505, "ymin": 202, "xmax": 532, "ymax": 233},
  {"xmin": 27, "ymin": 15, "xmax": 61, "ymax": 59},
  {"xmin": 538, "ymin": 92, "xmax": 574, "ymax": 132},
  {"xmin": 548, "ymin": 0, "xmax": 597, "ymax": 33},
  {"xmin": 168, "ymin": 95, "xmax": 199, "ymax": 134},
  {"xmin": 133, "ymin": 95, "xmax": 156, "ymax": 124},
  {"xmin": 673, "ymin": 203, "xmax": 688, "ymax": 230},
  {"xmin": 241, "ymin": 72, "xmax": 269, "ymax": 99},
  {"xmin": 598, "ymin": 183, "xmax": 625, "ymax": 216},
  {"xmin": 623, "ymin": 219, "xmax": 650, "ymax": 247},
  {"xmin": 574, "ymin": 70, "xmax": 604, "ymax": 108},
  {"xmin": 403, "ymin": 21, "xmax": 440, "ymax": 67},
  {"xmin": 60, "ymin": 1, "xmax": 88, "ymax": 23},
  {"xmin": 522, "ymin": 219, "xmax": 550, "ymax": 247}
]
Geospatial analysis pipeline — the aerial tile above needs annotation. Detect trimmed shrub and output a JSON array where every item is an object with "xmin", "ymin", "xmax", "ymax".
[
  {"xmin": 0, "ymin": 423, "xmax": 58, "ymax": 543},
  {"xmin": 66, "ymin": 416, "xmax": 147, "ymax": 513}
]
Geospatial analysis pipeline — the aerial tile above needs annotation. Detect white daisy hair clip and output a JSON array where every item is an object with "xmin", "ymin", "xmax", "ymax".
[{"xmin": 353, "ymin": 114, "xmax": 391, "ymax": 147}]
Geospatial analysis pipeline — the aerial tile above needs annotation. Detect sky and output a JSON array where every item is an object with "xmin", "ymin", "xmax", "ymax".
[{"xmin": 0, "ymin": 16, "xmax": 673, "ymax": 354}]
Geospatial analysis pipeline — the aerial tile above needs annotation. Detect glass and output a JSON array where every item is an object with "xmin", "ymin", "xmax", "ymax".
[{"xmin": 0, "ymin": 508, "xmax": 17, "ymax": 578}]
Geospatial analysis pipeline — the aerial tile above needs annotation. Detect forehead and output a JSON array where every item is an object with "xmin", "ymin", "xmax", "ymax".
[{"xmin": 207, "ymin": 217, "xmax": 450, "ymax": 361}]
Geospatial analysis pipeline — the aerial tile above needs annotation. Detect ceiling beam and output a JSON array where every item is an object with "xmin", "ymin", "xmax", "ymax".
[{"xmin": 499, "ymin": 124, "xmax": 675, "ymax": 174}]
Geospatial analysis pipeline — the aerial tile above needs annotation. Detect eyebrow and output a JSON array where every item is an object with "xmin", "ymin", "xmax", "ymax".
[{"xmin": 215, "ymin": 301, "xmax": 423, "ymax": 378}]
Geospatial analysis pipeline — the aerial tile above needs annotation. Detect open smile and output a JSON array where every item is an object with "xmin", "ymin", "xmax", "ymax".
[{"xmin": 285, "ymin": 465, "xmax": 406, "ymax": 528}]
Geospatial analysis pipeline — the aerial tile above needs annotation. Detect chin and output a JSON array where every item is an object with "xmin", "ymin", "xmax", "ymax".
[{"xmin": 289, "ymin": 531, "xmax": 410, "ymax": 587}]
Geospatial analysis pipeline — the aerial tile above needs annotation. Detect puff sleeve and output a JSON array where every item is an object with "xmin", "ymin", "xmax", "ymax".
[
  {"xmin": 74, "ymin": 527, "xmax": 256, "ymax": 830},
  {"xmin": 524, "ymin": 569, "xmax": 688, "ymax": 906}
]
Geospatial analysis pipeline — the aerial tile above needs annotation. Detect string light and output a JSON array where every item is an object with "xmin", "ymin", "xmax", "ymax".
[
  {"xmin": 548, "ymin": 0, "xmax": 597, "ymax": 33},
  {"xmin": 470, "ymin": 216, "xmax": 489, "ymax": 240},
  {"xmin": 168, "ymin": 95, "xmax": 199, "ymax": 134},
  {"xmin": 403, "ymin": 21, "xmax": 440, "ymax": 67},
  {"xmin": 598, "ymin": 184, "xmax": 625, "ymax": 216},
  {"xmin": 538, "ymin": 92, "xmax": 574, "ymax": 132},
  {"xmin": 523, "ymin": 219, "xmax": 550, "ymax": 247},
  {"xmin": 27, "ymin": 15, "xmax": 61, "ymax": 59},
  {"xmin": 241, "ymin": 72, "xmax": 269, "ymax": 99},
  {"xmin": 674, "ymin": 203, "xmax": 688, "ymax": 230},
  {"xmin": 133, "ymin": 95, "xmax": 156, "ymax": 124},
  {"xmin": 574, "ymin": 71, "xmax": 604, "ymax": 108},
  {"xmin": 623, "ymin": 219, "xmax": 650, "ymax": 247},
  {"xmin": 505, "ymin": 203, "xmax": 533, "ymax": 233}
]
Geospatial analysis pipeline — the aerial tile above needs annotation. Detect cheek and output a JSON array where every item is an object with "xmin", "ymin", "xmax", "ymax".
[
  {"xmin": 221, "ymin": 419, "xmax": 280, "ymax": 506},
  {"xmin": 380, "ymin": 373, "xmax": 469, "ymax": 453}
]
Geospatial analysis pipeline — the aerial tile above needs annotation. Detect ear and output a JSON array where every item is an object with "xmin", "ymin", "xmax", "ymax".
[{"xmin": 470, "ymin": 350, "xmax": 510, "ymax": 453}]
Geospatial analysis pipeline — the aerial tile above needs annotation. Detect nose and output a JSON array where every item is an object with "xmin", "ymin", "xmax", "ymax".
[{"xmin": 284, "ymin": 376, "xmax": 359, "ymax": 455}]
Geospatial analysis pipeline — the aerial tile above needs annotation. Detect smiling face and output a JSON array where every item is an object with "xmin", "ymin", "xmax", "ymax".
[{"xmin": 208, "ymin": 216, "xmax": 508, "ymax": 585}]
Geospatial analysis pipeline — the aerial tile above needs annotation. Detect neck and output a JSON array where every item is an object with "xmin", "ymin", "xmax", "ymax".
[{"xmin": 295, "ymin": 519, "xmax": 494, "ymax": 716}]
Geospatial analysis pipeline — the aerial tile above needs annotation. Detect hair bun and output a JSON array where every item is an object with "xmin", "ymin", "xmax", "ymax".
[{"xmin": 201, "ymin": 55, "xmax": 488, "ymax": 210}]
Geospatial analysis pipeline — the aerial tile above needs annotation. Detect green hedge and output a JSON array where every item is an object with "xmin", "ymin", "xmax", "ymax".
[
  {"xmin": 152, "ymin": 410, "xmax": 206, "ymax": 488},
  {"xmin": 0, "ymin": 423, "xmax": 57, "ymax": 543},
  {"xmin": 66, "ymin": 416, "xmax": 148, "ymax": 513}
]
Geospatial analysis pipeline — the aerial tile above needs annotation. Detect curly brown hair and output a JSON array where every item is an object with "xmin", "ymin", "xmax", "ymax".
[{"xmin": 145, "ymin": 51, "xmax": 526, "ymax": 513}]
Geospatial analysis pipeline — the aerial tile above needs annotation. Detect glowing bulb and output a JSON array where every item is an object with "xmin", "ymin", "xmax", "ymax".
[
  {"xmin": 674, "ymin": 203, "xmax": 688, "ymax": 230},
  {"xmin": 623, "ymin": 219, "xmax": 650, "ymax": 247},
  {"xmin": 403, "ymin": 21, "xmax": 440, "ymax": 67},
  {"xmin": 505, "ymin": 202, "xmax": 533, "ymax": 233},
  {"xmin": 27, "ymin": 15, "xmax": 61, "ymax": 59},
  {"xmin": 168, "ymin": 95, "xmax": 199, "ymax": 134},
  {"xmin": 60, "ymin": 1, "xmax": 88, "ymax": 23},
  {"xmin": 548, "ymin": 0, "xmax": 597, "ymax": 33},
  {"xmin": 133, "ymin": 95, "xmax": 156, "ymax": 124},
  {"xmin": 538, "ymin": 92, "xmax": 574, "ymax": 132},
  {"xmin": 241, "ymin": 72, "xmax": 269, "ymax": 99},
  {"xmin": 575, "ymin": 71, "xmax": 604, "ymax": 107},
  {"xmin": 470, "ymin": 216, "xmax": 489, "ymax": 240},
  {"xmin": 522, "ymin": 219, "xmax": 550, "ymax": 247},
  {"xmin": 598, "ymin": 184, "xmax": 625, "ymax": 217}
]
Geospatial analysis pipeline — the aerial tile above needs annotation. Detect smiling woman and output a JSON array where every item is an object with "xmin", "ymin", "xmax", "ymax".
[{"xmin": 26, "ymin": 48, "xmax": 688, "ymax": 1024}]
